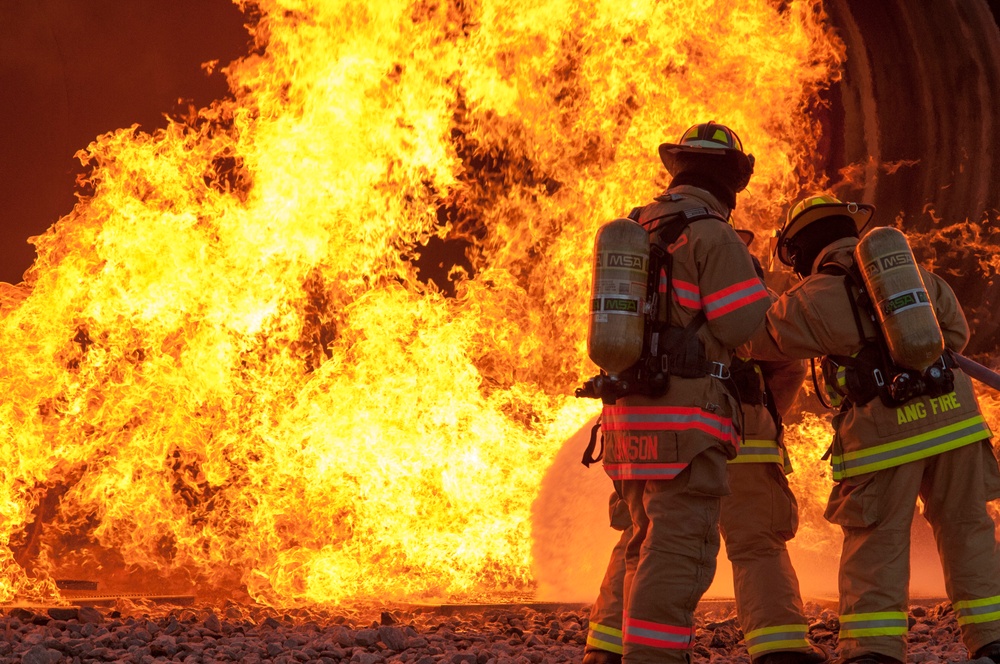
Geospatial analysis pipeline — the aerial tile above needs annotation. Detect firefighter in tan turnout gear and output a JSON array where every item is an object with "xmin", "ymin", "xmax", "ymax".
[
  {"xmin": 576, "ymin": 122, "xmax": 771, "ymax": 663},
  {"xmin": 749, "ymin": 194, "xmax": 1000, "ymax": 664},
  {"xmin": 584, "ymin": 245, "xmax": 828, "ymax": 664}
]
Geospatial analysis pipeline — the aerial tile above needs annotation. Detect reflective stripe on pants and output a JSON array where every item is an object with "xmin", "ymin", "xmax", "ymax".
[
  {"xmin": 828, "ymin": 440, "xmax": 1000, "ymax": 661},
  {"xmin": 620, "ymin": 449, "xmax": 727, "ymax": 663}
]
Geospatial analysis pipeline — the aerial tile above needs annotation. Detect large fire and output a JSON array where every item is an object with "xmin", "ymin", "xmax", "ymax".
[{"xmin": 1, "ymin": 0, "xmax": 995, "ymax": 609}]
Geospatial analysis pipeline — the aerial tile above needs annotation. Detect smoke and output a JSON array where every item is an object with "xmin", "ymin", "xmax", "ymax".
[
  {"xmin": 531, "ymin": 426, "xmax": 950, "ymax": 603},
  {"xmin": 530, "ymin": 417, "xmax": 619, "ymax": 603}
]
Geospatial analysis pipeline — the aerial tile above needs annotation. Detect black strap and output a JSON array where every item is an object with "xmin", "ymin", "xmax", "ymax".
[
  {"xmin": 811, "ymin": 357, "xmax": 834, "ymax": 410},
  {"xmin": 763, "ymin": 380, "xmax": 781, "ymax": 433},
  {"xmin": 581, "ymin": 417, "xmax": 604, "ymax": 467}
]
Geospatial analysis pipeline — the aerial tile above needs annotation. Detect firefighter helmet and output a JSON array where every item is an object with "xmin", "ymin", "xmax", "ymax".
[
  {"xmin": 776, "ymin": 194, "xmax": 875, "ymax": 271},
  {"xmin": 658, "ymin": 121, "xmax": 755, "ymax": 192}
]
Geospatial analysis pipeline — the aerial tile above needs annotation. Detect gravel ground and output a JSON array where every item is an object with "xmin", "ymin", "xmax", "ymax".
[{"xmin": 0, "ymin": 599, "xmax": 993, "ymax": 663}]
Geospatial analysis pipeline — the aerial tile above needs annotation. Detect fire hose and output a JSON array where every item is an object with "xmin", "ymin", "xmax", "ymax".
[{"xmin": 953, "ymin": 351, "xmax": 1000, "ymax": 393}]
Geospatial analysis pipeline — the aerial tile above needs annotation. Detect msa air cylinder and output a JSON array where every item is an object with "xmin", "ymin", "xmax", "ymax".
[
  {"xmin": 587, "ymin": 218, "xmax": 650, "ymax": 375},
  {"xmin": 855, "ymin": 226, "xmax": 944, "ymax": 371}
]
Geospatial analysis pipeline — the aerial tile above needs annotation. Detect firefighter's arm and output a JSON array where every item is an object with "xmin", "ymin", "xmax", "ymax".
[
  {"xmin": 748, "ymin": 275, "xmax": 856, "ymax": 361},
  {"xmin": 698, "ymin": 228, "xmax": 771, "ymax": 349},
  {"xmin": 921, "ymin": 268, "xmax": 970, "ymax": 352}
]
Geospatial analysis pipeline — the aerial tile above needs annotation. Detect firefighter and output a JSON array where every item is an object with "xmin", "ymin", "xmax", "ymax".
[
  {"xmin": 747, "ymin": 194, "xmax": 1000, "ymax": 664},
  {"xmin": 584, "ymin": 249, "xmax": 828, "ymax": 664},
  {"xmin": 581, "ymin": 121, "xmax": 771, "ymax": 664}
]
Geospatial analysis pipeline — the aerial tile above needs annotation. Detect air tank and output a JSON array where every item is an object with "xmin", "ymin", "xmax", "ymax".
[
  {"xmin": 855, "ymin": 226, "xmax": 944, "ymax": 371},
  {"xmin": 587, "ymin": 218, "xmax": 650, "ymax": 375}
]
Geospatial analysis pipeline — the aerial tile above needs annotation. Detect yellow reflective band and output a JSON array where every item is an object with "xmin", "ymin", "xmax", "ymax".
[
  {"xmin": 840, "ymin": 627, "xmax": 908, "ymax": 638},
  {"xmin": 957, "ymin": 610, "xmax": 1000, "ymax": 626},
  {"xmin": 728, "ymin": 439, "xmax": 782, "ymax": 465},
  {"xmin": 745, "ymin": 624, "xmax": 809, "ymax": 639},
  {"xmin": 683, "ymin": 126, "xmax": 700, "ymax": 140},
  {"xmin": 589, "ymin": 622, "xmax": 623, "ymax": 637},
  {"xmin": 954, "ymin": 595, "xmax": 1000, "ymax": 625},
  {"xmin": 588, "ymin": 621, "xmax": 623, "ymax": 653},
  {"xmin": 711, "ymin": 128, "xmax": 729, "ymax": 144},
  {"xmin": 744, "ymin": 624, "xmax": 810, "ymax": 655},
  {"xmin": 955, "ymin": 595, "xmax": 1000, "ymax": 609},
  {"xmin": 839, "ymin": 611, "xmax": 908, "ymax": 638},
  {"xmin": 831, "ymin": 415, "xmax": 989, "ymax": 480},
  {"xmin": 587, "ymin": 635, "xmax": 624, "ymax": 653},
  {"xmin": 747, "ymin": 639, "xmax": 811, "ymax": 655}
]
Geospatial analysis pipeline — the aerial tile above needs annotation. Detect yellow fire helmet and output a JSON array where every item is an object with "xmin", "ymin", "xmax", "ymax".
[
  {"xmin": 776, "ymin": 194, "xmax": 875, "ymax": 269},
  {"xmin": 658, "ymin": 121, "xmax": 755, "ymax": 192}
]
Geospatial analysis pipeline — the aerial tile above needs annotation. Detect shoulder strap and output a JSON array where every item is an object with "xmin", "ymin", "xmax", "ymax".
[
  {"xmin": 819, "ymin": 260, "xmax": 872, "ymax": 344},
  {"xmin": 818, "ymin": 260, "xmax": 901, "ymax": 408}
]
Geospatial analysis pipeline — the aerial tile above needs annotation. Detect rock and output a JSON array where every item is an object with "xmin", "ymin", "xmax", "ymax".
[
  {"xmin": 9, "ymin": 608, "xmax": 36, "ymax": 622},
  {"xmin": 77, "ymin": 606, "xmax": 104, "ymax": 625},
  {"xmin": 149, "ymin": 634, "xmax": 180, "ymax": 657},
  {"xmin": 46, "ymin": 607, "xmax": 79, "ymax": 622},
  {"xmin": 353, "ymin": 653, "xmax": 384, "ymax": 664},
  {"xmin": 355, "ymin": 628, "xmax": 379, "ymax": 647},
  {"xmin": 20, "ymin": 645, "xmax": 62, "ymax": 664},
  {"xmin": 378, "ymin": 625, "xmax": 407, "ymax": 651},
  {"xmin": 204, "ymin": 613, "xmax": 222, "ymax": 633}
]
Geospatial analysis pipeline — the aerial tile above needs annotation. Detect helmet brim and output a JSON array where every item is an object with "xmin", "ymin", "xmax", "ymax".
[
  {"xmin": 776, "ymin": 202, "xmax": 875, "ymax": 266},
  {"xmin": 736, "ymin": 229, "xmax": 755, "ymax": 247},
  {"xmin": 657, "ymin": 143, "xmax": 754, "ymax": 193},
  {"xmin": 657, "ymin": 143, "xmax": 730, "ymax": 176}
]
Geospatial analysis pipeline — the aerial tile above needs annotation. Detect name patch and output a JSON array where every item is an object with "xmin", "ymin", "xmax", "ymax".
[
  {"xmin": 607, "ymin": 433, "xmax": 659, "ymax": 462},
  {"xmin": 896, "ymin": 391, "xmax": 962, "ymax": 424}
]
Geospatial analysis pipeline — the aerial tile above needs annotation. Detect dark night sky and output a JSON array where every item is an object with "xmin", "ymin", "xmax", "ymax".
[{"xmin": 0, "ymin": 0, "xmax": 250, "ymax": 285}]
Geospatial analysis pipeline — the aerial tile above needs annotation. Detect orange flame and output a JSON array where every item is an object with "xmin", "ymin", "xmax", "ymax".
[{"xmin": 0, "ymin": 0, "xmax": 846, "ymax": 607}]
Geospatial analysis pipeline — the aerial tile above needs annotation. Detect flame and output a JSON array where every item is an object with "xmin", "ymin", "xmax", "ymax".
[{"xmin": 0, "ymin": 0, "xmax": 846, "ymax": 607}]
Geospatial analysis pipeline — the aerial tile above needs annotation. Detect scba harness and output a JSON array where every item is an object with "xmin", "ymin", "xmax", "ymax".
[
  {"xmin": 577, "ymin": 195, "xmax": 736, "ymax": 467},
  {"xmin": 577, "ymin": 195, "xmax": 732, "ymax": 405},
  {"xmin": 818, "ymin": 261, "xmax": 955, "ymax": 410}
]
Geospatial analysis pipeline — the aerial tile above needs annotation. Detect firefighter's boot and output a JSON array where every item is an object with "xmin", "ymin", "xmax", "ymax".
[
  {"xmin": 975, "ymin": 639, "xmax": 1000, "ymax": 663},
  {"xmin": 758, "ymin": 644, "xmax": 829, "ymax": 663},
  {"xmin": 581, "ymin": 650, "xmax": 622, "ymax": 664},
  {"xmin": 833, "ymin": 654, "xmax": 902, "ymax": 664}
]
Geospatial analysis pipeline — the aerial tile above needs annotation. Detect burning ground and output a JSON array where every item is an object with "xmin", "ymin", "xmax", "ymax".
[{"xmin": 1, "ymin": 599, "xmax": 996, "ymax": 663}]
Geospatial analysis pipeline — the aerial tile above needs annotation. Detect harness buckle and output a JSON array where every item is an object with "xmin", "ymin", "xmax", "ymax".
[
  {"xmin": 873, "ymin": 368, "xmax": 885, "ymax": 387},
  {"xmin": 709, "ymin": 362, "xmax": 730, "ymax": 380}
]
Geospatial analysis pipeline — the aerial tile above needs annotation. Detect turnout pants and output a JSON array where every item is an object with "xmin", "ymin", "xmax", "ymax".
[
  {"xmin": 826, "ymin": 439, "xmax": 1000, "ymax": 662},
  {"xmin": 720, "ymin": 463, "xmax": 815, "ymax": 660},
  {"xmin": 591, "ymin": 449, "xmax": 728, "ymax": 663},
  {"xmin": 588, "ymin": 460, "xmax": 819, "ymax": 662}
]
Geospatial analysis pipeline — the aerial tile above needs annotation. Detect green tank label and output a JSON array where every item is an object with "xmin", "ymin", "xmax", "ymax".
[
  {"xmin": 593, "ymin": 296, "xmax": 640, "ymax": 315},
  {"xmin": 597, "ymin": 252, "xmax": 647, "ymax": 271},
  {"xmin": 880, "ymin": 288, "xmax": 930, "ymax": 316}
]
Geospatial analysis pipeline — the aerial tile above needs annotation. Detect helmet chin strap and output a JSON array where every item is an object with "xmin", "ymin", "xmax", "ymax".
[{"xmin": 786, "ymin": 243, "xmax": 810, "ymax": 277}]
